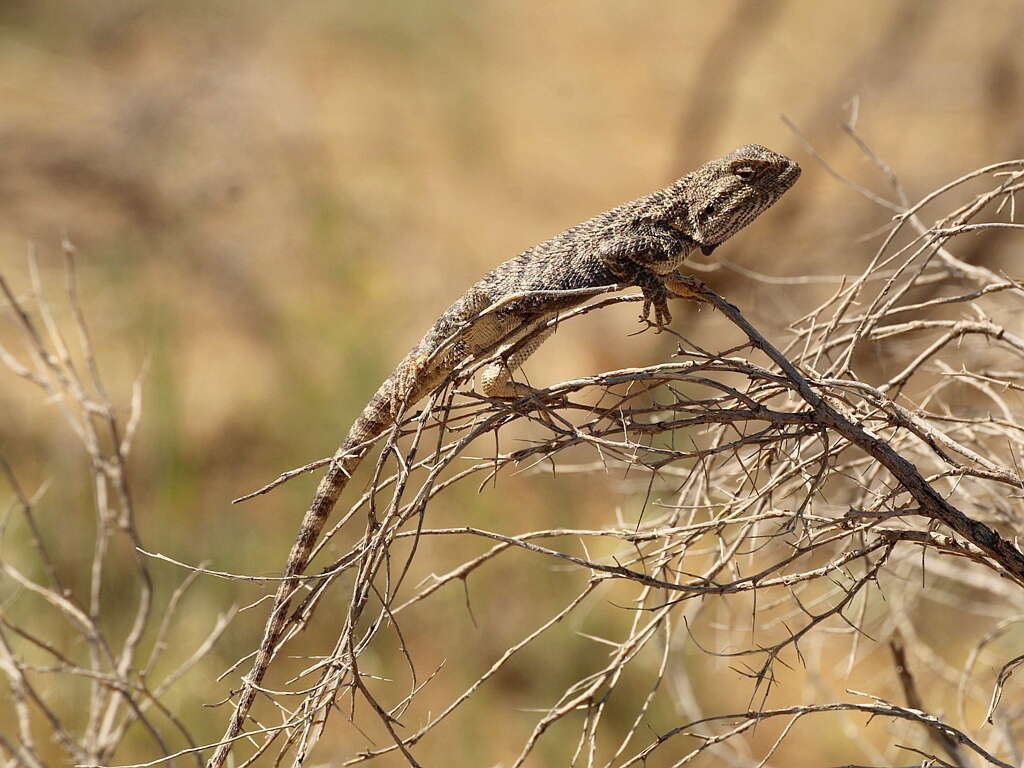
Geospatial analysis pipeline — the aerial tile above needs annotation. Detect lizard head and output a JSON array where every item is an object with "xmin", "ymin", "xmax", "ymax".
[{"xmin": 663, "ymin": 144, "xmax": 801, "ymax": 256}]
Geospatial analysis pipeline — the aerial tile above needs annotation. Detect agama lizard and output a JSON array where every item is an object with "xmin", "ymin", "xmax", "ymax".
[{"xmin": 209, "ymin": 144, "xmax": 800, "ymax": 765}]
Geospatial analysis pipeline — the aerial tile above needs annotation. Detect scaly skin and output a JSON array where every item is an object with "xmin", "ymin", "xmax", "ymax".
[{"xmin": 208, "ymin": 144, "xmax": 800, "ymax": 766}]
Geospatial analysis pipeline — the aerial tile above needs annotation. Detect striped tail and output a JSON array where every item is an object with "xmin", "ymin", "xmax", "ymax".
[{"xmin": 207, "ymin": 376, "xmax": 401, "ymax": 767}]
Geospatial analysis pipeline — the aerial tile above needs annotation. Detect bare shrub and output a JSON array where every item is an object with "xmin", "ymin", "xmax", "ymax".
[
  {"xmin": 199, "ymin": 132, "xmax": 1024, "ymax": 767},
  {"xmin": 4, "ymin": 132, "xmax": 1024, "ymax": 768},
  {"xmin": 0, "ymin": 245, "xmax": 235, "ymax": 768}
]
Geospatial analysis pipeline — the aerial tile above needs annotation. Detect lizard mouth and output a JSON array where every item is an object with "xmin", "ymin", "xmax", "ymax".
[{"xmin": 780, "ymin": 161, "xmax": 802, "ymax": 188}]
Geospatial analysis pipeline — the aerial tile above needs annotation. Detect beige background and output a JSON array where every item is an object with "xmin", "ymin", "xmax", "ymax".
[{"xmin": 2, "ymin": 1, "xmax": 1023, "ymax": 764}]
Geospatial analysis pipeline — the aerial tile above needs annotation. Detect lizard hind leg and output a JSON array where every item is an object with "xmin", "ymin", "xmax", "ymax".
[
  {"xmin": 478, "ymin": 362, "xmax": 535, "ymax": 399},
  {"xmin": 477, "ymin": 325, "xmax": 556, "ymax": 399}
]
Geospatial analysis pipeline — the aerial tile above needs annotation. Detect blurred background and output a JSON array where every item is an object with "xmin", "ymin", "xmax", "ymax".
[{"xmin": 2, "ymin": 1, "xmax": 1023, "ymax": 765}]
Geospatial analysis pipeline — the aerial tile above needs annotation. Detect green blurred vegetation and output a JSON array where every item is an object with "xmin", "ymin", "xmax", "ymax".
[{"xmin": 2, "ymin": 1, "xmax": 1023, "ymax": 765}]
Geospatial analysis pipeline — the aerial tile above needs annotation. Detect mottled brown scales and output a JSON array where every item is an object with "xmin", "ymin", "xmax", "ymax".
[{"xmin": 210, "ymin": 144, "xmax": 801, "ymax": 765}]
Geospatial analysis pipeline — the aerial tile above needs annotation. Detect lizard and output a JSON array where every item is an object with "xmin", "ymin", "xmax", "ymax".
[{"xmin": 208, "ymin": 143, "xmax": 800, "ymax": 766}]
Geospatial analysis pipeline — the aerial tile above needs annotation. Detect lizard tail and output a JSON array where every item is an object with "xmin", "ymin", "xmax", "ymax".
[{"xmin": 208, "ymin": 378, "xmax": 402, "ymax": 767}]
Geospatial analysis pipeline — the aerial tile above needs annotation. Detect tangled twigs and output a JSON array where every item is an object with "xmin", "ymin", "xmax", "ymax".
[
  {"xmin": 195, "ymin": 149, "xmax": 1024, "ymax": 762},
  {"xmin": 0, "ymin": 246, "xmax": 236, "ymax": 768},
  {"xmin": 621, "ymin": 698, "xmax": 1015, "ymax": 768},
  {"xmin": 681, "ymin": 274, "xmax": 1024, "ymax": 586},
  {"xmin": 6, "ymin": 139, "xmax": 1024, "ymax": 768},
  {"xmin": 210, "ymin": 141, "xmax": 1022, "ymax": 767}
]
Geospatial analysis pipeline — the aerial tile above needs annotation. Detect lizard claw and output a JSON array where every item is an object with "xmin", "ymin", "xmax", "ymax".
[{"xmin": 635, "ymin": 270, "xmax": 672, "ymax": 331}]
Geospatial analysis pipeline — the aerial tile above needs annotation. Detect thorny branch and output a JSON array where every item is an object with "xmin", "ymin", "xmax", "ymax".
[
  {"xmin": 5, "ymin": 133, "xmax": 1024, "ymax": 767},
  {"xmin": 182, "ymin": 133, "xmax": 1024, "ymax": 767}
]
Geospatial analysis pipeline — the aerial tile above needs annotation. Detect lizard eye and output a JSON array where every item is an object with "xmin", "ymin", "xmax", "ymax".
[{"xmin": 733, "ymin": 165, "xmax": 756, "ymax": 181}]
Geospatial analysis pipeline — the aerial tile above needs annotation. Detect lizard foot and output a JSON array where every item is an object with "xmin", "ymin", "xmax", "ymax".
[
  {"xmin": 475, "ymin": 368, "xmax": 565, "ymax": 411},
  {"xmin": 634, "ymin": 270, "xmax": 672, "ymax": 331}
]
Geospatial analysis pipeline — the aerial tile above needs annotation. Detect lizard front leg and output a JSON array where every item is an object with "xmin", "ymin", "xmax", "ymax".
[
  {"xmin": 632, "ymin": 267, "xmax": 674, "ymax": 329},
  {"xmin": 597, "ymin": 230, "xmax": 684, "ymax": 331},
  {"xmin": 602, "ymin": 257, "xmax": 675, "ymax": 330}
]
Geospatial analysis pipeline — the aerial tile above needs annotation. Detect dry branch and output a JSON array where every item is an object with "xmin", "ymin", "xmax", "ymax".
[
  {"xmin": 0, "ymin": 248, "xmax": 235, "ymax": 768},
  {"xmin": 191, "ymin": 138, "xmax": 1024, "ymax": 766},
  {"xmin": 5, "ymin": 135, "xmax": 1024, "ymax": 768}
]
